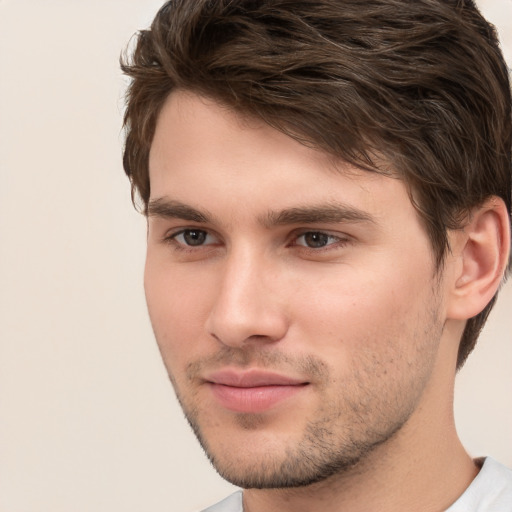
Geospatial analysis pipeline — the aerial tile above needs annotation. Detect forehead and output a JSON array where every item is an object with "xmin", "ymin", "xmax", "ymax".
[
  {"xmin": 149, "ymin": 90, "xmax": 340, "ymax": 175},
  {"xmin": 148, "ymin": 90, "xmax": 414, "ymax": 223}
]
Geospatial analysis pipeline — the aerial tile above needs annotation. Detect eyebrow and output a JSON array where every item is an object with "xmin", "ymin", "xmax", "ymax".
[
  {"xmin": 147, "ymin": 198, "xmax": 375, "ymax": 227},
  {"xmin": 261, "ymin": 203, "xmax": 376, "ymax": 227},
  {"xmin": 147, "ymin": 198, "xmax": 211, "ymax": 223}
]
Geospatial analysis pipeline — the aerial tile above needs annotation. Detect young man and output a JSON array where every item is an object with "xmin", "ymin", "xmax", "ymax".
[{"xmin": 121, "ymin": 1, "xmax": 512, "ymax": 510}]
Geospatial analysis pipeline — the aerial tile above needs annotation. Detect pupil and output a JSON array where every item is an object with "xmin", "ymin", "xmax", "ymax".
[
  {"xmin": 184, "ymin": 230, "xmax": 206, "ymax": 246},
  {"xmin": 305, "ymin": 232, "xmax": 328, "ymax": 248}
]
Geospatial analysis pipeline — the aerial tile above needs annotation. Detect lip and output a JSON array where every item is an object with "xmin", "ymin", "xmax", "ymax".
[
  {"xmin": 205, "ymin": 369, "xmax": 307, "ymax": 387},
  {"xmin": 204, "ymin": 369, "xmax": 309, "ymax": 413}
]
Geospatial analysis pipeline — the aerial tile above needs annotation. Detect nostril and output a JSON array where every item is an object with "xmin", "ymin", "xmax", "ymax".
[{"xmin": 208, "ymin": 330, "xmax": 285, "ymax": 347}]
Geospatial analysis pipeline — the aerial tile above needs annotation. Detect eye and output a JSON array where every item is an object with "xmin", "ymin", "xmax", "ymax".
[
  {"xmin": 171, "ymin": 229, "xmax": 218, "ymax": 247},
  {"xmin": 295, "ymin": 231, "xmax": 340, "ymax": 249}
]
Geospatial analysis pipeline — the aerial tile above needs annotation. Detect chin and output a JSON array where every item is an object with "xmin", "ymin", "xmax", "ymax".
[{"xmin": 187, "ymin": 410, "xmax": 401, "ymax": 490}]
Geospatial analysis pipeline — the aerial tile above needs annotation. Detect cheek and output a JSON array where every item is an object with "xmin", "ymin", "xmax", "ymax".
[
  {"xmin": 144, "ymin": 256, "xmax": 214, "ymax": 366},
  {"xmin": 291, "ymin": 268, "xmax": 440, "ymax": 417},
  {"xmin": 289, "ymin": 262, "xmax": 433, "ymax": 361}
]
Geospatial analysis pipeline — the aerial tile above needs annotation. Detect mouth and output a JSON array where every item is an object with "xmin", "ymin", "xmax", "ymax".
[{"xmin": 203, "ymin": 369, "xmax": 310, "ymax": 414}]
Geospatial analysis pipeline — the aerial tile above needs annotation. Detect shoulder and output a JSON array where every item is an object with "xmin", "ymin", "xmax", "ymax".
[
  {"xmin": 200, "ymin": 491, "xmax": 243, "ymax": 512},
  {"xmin": 447, "ymin": 457, "xmax": 512, "ymax": 511}
]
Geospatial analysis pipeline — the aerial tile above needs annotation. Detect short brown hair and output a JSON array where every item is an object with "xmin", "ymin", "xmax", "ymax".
[{"xmin": 121, "ymin": 0, "xmax": 511, "ymax": 368}]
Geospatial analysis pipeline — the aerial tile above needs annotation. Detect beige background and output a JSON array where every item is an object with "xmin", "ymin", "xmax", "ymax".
[{"xmin": 0, "ymin": 1, "xmax": 510, "ymax": 511}]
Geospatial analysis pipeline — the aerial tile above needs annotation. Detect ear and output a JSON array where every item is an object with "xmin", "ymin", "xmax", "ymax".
[{"xmin": 446, "ymin": 197, "xmax": 511, "ymax": 320}]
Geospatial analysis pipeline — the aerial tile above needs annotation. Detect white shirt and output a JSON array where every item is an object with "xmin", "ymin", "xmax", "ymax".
[
  {"xmin": 446, "ymin": 457, "xmax": 512, "ymax": 511},
  {"xmin": 201, "ymin": 458, "xmax": 512, "ymax": 512}
]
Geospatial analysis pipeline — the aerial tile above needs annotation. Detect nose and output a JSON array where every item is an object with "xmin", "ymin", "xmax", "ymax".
[{"xmin": 205, "ymin": 247, "xmax": 289, "ymax": 348}]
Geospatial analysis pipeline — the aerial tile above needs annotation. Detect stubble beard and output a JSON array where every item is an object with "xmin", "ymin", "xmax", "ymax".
[
  {"xmin": 170, "ymin": 351, "xmax": 439, "ymax": 489},
  {"xmin": 165, "ymin": 298, "xmax": 443, "ymax": 490},
  {"xmin": 181, "ymin": 397, "xmax": 408, "ymax": 489}
]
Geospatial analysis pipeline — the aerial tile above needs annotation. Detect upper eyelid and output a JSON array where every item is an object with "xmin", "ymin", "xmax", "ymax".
[
  {"xmin": 294, "ymin": 228, "xmax": 343, "ymax": 236},
  {"xmin": 290, "ymin": 228, "xmax": 350, "ymax": 240},
  {"xmin": 165, "ymin": 227, "xmax": 347, "ymax": 237},
  {"xmin": 163, "ymin": 226, "xmax": 214, "ymax": 238}
]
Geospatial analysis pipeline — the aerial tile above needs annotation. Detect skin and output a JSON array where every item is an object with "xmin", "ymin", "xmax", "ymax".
[{"xmin": 144, "ymin": 90, "xmax": 508, "ymax": 512}]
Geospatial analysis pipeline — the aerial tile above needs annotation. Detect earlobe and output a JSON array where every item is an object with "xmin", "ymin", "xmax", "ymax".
[{"xmin": 447, "ymin": 197, "xmax": 511, "ymax": 320}]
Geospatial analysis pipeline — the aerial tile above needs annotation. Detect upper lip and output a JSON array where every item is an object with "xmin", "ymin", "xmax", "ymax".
[{"xmin": 204, "ymin": 369, "xmax": 308, "ymax": 388}]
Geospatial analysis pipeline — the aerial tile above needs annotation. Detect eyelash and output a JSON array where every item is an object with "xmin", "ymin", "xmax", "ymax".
[
  {"xmin": 292, "ymin": 231, "xmax": 347, "ymax": 250},
  {"xmin": 163, "ymin": 229, "xmax": 221, "ymax": 253},
  {"xmin": 163, "ymin": 228, "xmax": 349, "ymax": 253}
]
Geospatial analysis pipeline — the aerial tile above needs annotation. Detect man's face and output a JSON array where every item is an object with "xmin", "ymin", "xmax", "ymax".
[{"xmin": 145, "ymin": 91, "xmax": 451, "ymax": 488}]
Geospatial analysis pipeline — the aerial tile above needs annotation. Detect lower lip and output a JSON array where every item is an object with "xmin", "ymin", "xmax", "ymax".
[{"xmin": 208, "ymin": 383, "xmax": 307, "ymax": 413}]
